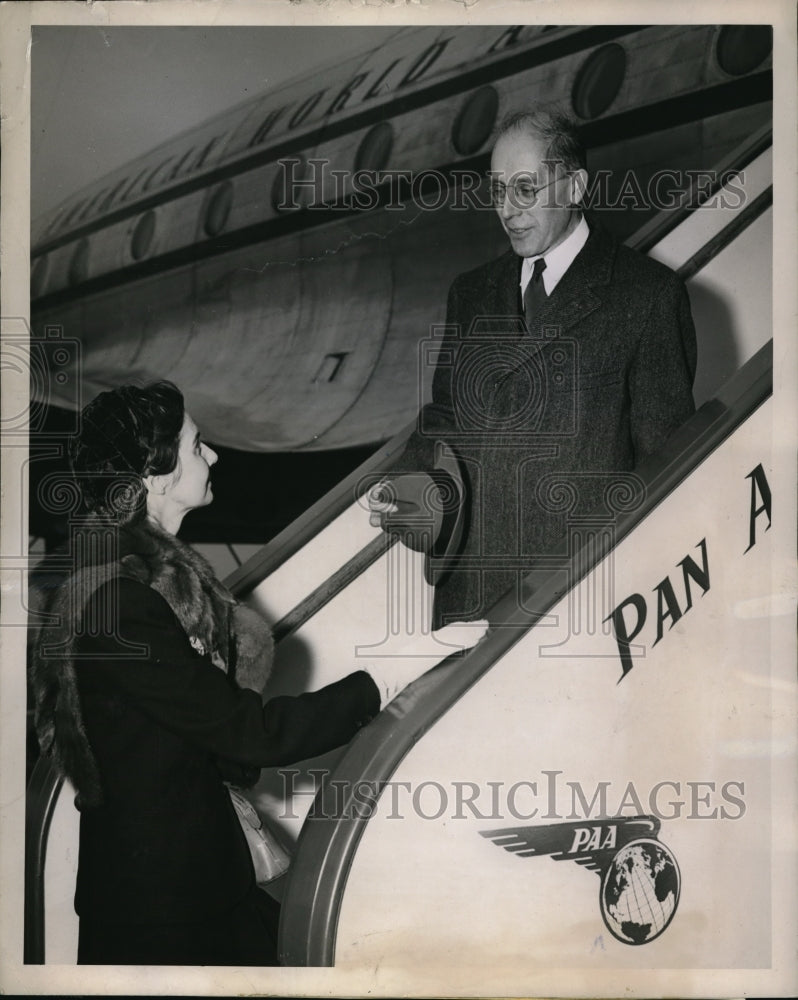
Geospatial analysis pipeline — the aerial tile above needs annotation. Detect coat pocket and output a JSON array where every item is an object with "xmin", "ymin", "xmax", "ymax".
[{"xmin": 576, "ymin": 367, "xmax": 624, "ymax": 392}]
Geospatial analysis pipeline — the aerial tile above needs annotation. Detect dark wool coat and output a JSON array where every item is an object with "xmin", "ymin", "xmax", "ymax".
[
  {"xmin": 29, "ymin": 518, "xmax": 380, "ymax": 942},
  {"xmin": 397, "ymin": 224, "xmax": 697, "ymax": 627}
]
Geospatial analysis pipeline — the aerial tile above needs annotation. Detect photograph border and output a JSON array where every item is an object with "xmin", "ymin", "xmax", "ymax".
[{"xmin": 2, "ymin": 1, "xmax": 796, "ymax": 996}]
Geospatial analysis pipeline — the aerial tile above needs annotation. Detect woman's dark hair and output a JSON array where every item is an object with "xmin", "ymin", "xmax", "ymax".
[{"xmin": 70, "ymin": 381, "xmax": 185, "ymax": 524}]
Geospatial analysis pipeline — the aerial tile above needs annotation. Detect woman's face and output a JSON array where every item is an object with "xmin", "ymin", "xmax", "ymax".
[
  {"xmin": 144, "ymin": 412, "xmax": 219, "ymax": 533},
  {"xmin": 164, "ymin": 413, "xmax": 219, "ymax": 512}
]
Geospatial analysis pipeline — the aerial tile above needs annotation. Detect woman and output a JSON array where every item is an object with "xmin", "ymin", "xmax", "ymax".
[{"xmin": 29, "ymin": 381, "xmax": 484, "ymax": 966}]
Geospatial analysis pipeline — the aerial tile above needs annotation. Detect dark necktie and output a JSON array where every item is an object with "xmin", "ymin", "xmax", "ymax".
[{"xmin": 523, "ymin": 257, "xmax": 547, "ymax": 334}]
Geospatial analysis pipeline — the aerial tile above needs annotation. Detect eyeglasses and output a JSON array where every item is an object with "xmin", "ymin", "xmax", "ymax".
[{"xmin": 489, "ymin": 175, "xmax": 565, "ymax": 209}]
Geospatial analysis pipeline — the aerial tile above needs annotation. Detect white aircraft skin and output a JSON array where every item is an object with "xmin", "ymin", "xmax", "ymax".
[{"xmin": 30, "ymin": 24, "xmax": 772, "ymax": 451}]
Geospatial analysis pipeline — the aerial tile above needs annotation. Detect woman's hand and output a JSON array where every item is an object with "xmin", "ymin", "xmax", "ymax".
[{"xmin": 364, "ymin": 619, "xmax": 489, "ymax": 706}]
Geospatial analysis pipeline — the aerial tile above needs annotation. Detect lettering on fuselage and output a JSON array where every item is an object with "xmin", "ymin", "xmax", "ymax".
[{"xmin": 43, "ymin": 26, "xmax": 535, "ymax": 236}]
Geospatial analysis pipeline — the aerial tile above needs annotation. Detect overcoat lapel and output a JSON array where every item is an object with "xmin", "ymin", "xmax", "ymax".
[
  {"xmin": 463, "ymin": 251, "xmax": 522, "ymax": 331},
  {"xmin": 474, "ymin": 225, "xmax": 619, "ymax": 427},
  {"xmin": 485, "ymin": 225, "xmax": 617, "ymax": 338},
  {"xmin": 536, "ymin": 225, "xmax": 616, "ymax": 335},
  {"xmin": 495, "ymin": 250, "xmax": 522, "ymax": 315}
]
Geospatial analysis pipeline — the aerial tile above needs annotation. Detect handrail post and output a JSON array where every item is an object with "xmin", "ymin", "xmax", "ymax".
[{"xmin": 24, "ymin": 756, "xmax": 65, "ymax": 964}]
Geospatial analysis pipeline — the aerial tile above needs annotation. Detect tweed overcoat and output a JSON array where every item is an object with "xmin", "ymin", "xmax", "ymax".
[{"xmin": 397, "ymin": 223, "xmax": 697, "ymax": 626}]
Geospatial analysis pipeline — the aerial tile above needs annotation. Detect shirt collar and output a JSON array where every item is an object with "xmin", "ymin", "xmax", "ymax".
[{"xmin": 520, "ymin": 215, "xmax": 590, "ymax": 296}]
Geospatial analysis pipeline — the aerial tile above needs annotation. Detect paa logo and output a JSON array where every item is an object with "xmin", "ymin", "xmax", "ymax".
[{"xmin": 480, "ymin": 815, "xmax": 680, "ymax": 945}]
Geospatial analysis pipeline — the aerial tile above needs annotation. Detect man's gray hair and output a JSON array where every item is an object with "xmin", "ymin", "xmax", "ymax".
[{"xmin": 495, "ymin": 107, "xmax": 586, "ymax": 173}]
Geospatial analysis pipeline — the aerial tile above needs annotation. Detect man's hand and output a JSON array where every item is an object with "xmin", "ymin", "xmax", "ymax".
[
  {"xmin": 367, "ymin": 478, "xmax": 401, "ymax": 526},
  {"xmin": 367, "ymin": 474, "xmax": 444, "ymax": 553}
]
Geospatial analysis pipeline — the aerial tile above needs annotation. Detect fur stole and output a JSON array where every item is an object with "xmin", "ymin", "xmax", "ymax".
[{"xmin": 29, "ymin": 516, "xmax": 273, "ymax": 807}]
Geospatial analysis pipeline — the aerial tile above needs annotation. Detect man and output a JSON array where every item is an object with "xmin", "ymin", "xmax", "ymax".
[{"xmin": 374, "ymin": 107, "xmax": 697, "ymax": 628}]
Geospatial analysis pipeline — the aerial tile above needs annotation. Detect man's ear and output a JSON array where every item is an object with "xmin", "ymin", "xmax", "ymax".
[
  {"xmin": 569, "ymin": 168, "xmax": 589, "ymax": 207},
  {"xmin": 143, "ymin": 474, "xmax": 168, "ymax": 496}
]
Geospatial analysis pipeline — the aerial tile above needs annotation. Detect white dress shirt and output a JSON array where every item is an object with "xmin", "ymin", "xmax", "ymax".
[{"xmin": 519, "ymin": 215, "xmax": 590, "ymax": 298}]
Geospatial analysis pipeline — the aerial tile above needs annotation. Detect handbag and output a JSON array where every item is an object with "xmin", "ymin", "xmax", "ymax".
[{"xmin": 228, "ymin": 786, "xmax": 292, "ymax": 887}]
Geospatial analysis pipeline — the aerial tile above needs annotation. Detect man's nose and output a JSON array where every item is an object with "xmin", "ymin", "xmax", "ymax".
[{"xmin": 499, "ymin": 189, "xmax": 518, "ymax": 219}]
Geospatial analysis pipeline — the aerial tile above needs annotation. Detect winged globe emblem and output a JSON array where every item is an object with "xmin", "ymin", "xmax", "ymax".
[{"xmin": 480, "ymin": 815, "xmax": 680, "ymax": 945}]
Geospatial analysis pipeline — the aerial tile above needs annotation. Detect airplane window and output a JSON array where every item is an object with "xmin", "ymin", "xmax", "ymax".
[
  {"xmin": 571, "ymin": 43, "xmax": 627, "ymax": 119},
  {"xmin": 69, "ymin": 239, "xmax": 90, "ymax": 286},
  {"xmin": 204, "ymin": 181, "xmax": 234, "ymax": 237},
  {"xmin": 452, "ymin": 86, "xmax": 499, "ymax": 155},
  {"xmin": 130, "ymin": 211, "xmax": 156, "ymax": 261},
  {"xmin": 715, "ymin": 26, "xmax": 772, "ymax": 76},
  {"xmin": 31, "ymin": 254, "xmax": 49, "ymax": 298},
  {"xmin": 355, "ymin": 122, "xmax": 394, "ymax": 173}
]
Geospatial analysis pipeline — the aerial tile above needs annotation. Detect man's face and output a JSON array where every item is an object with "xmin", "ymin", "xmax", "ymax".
[{"xmin": 490, "ymin": 130, "xmax": 583, "ymax": 259}]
